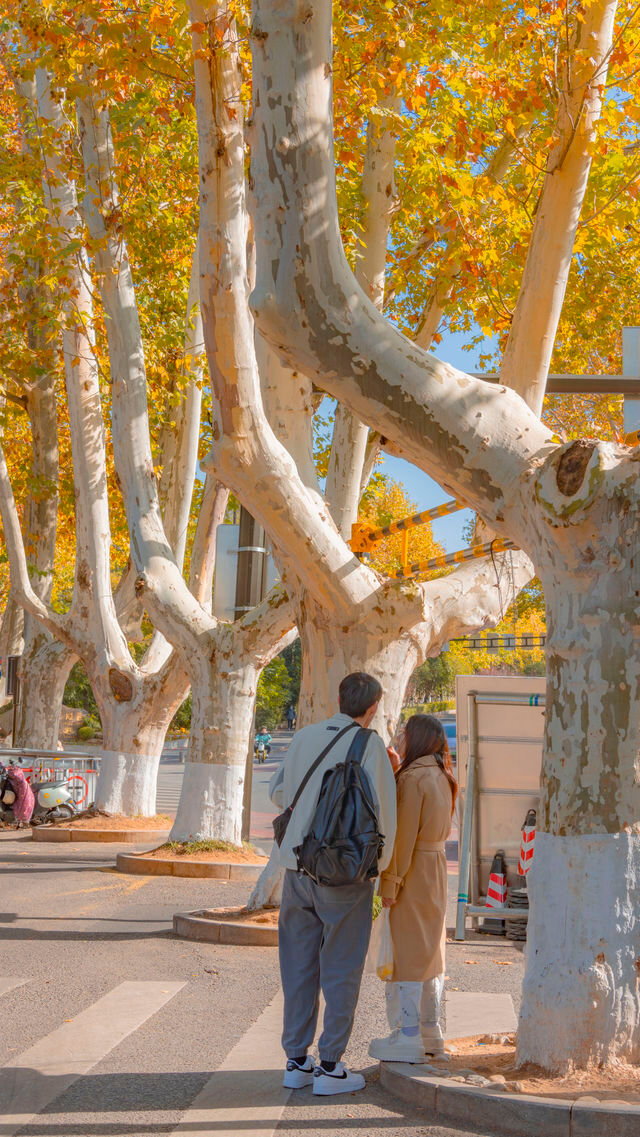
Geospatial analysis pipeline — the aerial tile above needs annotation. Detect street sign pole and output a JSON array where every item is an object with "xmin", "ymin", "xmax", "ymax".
[{"xmin": 234, "ymin": 508, "xmax": 269, "ymax": 843}]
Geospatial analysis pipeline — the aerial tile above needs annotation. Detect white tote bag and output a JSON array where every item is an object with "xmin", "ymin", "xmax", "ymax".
[{"xmin": 365, "ymin": 907, "xmax": 394, "ymax": 981}]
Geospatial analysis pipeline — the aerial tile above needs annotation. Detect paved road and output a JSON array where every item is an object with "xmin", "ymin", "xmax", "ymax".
[{"xmin": 0, "ymin": 826, "xmax": 524, "ymax": 1137}]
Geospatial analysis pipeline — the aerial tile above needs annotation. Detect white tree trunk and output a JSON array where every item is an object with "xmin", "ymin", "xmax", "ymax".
[
  {"xmin": 170, "ymin": 658, "xmax": 259, "ymax": 844},
  {"xmin": 516, "ymin": 453, "xmax": 640, "ymax": 1068},
  {"xmin": 95, "ymin": 750, "xmax": 161, "ymax": 817},
  {"xmin": 518, "ymin": 833, "xmax": 640, "ymax": 1071},
  {"xmin": 14, "ymin": 637, "xmax": 76, "ymax": 750}
]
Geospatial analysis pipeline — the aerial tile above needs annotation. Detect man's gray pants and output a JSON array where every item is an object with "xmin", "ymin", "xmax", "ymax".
[{"xmin": 279, "ymin": 869, "xmax": 374, "ymax": 1063}]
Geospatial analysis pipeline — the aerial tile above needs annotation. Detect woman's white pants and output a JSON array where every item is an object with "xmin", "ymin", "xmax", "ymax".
[{"xmin": 385, "ymin": 974, "xmax": 445, "ymax": 1037}]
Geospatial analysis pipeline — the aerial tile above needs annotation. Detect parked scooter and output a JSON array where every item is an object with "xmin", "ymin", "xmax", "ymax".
[{"xmin": 0, "ymin": 761, "xmax": 75, "ymax": 825}]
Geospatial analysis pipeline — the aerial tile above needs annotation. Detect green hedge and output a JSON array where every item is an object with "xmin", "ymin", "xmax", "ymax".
[{"xmin": 400, "ymin": 700, "xmax": 455, "ymax": 720}]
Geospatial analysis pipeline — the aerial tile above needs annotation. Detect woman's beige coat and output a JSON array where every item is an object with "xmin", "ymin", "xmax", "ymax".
[{"xmin": 379, "ymin": 754, "xmax": 453, "ymax": 982}]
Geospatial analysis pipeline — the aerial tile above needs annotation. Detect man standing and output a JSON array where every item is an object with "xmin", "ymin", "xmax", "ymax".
[{"xmin": 269, "ymin": 672, "xmax": 397, "ymax": 1095}]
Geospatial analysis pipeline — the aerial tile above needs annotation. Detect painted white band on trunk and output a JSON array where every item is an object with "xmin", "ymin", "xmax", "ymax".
[
  {"xmin": 518, "ymin": 831, "xmax": 640, "ymax": 1070},
  {"xmin": 94, "ymin": 750, "xmax": 161, "ymax": 817},
  {"xmin": 170, "ymin": 759, "xmax": 245, "ymax": 845}
]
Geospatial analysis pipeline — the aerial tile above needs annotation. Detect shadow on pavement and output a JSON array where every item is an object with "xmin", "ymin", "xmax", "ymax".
[
  {"xmin": 0, "ymin": 925, "xmax": 172, "ymax": 942},
  {"xmin": 0, "ymin": 1066, "xmax": 463, "ymax": 1134}
]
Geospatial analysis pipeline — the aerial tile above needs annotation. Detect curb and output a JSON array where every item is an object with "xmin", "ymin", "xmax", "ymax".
[
  {"xmin": 173, "ymin": 908, "xmax": 279, "ymax": 946},
  {"xmin": 380, "ymin": 1061, "xmax": 640, "ymax": 1137},
  {"xmin": 32, "ymin": 827, "xmax": 171, "ymax": 844},
  {"xmin": 116, "ymin": 852, "xmax": 266, "ymax": 880}
]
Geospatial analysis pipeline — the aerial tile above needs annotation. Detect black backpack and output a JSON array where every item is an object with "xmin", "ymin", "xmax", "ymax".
[{"xmin": 294, "ymin": 727, "xmax": 384, "ymax": 887}]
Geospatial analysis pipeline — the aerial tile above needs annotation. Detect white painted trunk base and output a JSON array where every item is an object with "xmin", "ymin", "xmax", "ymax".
[
  {"xmin": 169, "ymin": 760, "xmax": 245, "ymax": 845},
  {"xmin": 94, "ymin": 751, "xmax": 160, "ymax": 817},
  {"xmin": 517, "ymin": 832, "xmax": 640, "ymax": 1071},
  {"xmin": 246, "ymin": 843, "xmax": 284, "ymax": 911}
]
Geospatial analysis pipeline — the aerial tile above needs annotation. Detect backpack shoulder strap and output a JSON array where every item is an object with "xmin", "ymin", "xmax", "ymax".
[
  {"xmin": 288, "ymin": 721, "xmax": 358, "ymax": 814},
  {"xmin": 346, "ymin": 726, "xmax": 374, "ymax": 764}
]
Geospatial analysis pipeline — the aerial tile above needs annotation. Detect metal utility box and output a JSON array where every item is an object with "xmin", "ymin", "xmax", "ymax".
[{"xmin": 455, "ymin": 675, "xmax": 545, "ymax": 938}]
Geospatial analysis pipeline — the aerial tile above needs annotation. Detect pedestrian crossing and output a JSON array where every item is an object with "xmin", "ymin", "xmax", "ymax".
[
  {"xmin": 155, "ymin": 763, "xmax": 185, "ymax": 813},
  {"xmin": 0, "ymin": 981, "xmax": 184, "ymax": 1137},
  {"xmin": 0, "ymin": 978, "xmax": 286, "ymax": 1137}
]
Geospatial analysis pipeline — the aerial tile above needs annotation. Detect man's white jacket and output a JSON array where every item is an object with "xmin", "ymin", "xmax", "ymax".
[{"xmin": 269, "ymin": 712, "xmax": 398, "ymax": 873}]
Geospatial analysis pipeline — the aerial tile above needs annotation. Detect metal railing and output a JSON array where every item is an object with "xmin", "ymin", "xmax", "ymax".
[{"xmin": 0, "ymin": 748, "xmax": 100, "ymax": 809}]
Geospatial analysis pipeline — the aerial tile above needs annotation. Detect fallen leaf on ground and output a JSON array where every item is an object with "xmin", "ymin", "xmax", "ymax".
[
  {"xmin": 464, "ymin": 960, "xmax": 480, "ymax": 964},
  {"xmin": 493, "ymin": 960, "xmax": 513, "ymax": 966}
]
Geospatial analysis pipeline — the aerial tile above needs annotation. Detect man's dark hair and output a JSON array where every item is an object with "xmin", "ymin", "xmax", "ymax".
[{"xmin": 339, "ymin": 672, "xmax": 382, "ymax": 718}]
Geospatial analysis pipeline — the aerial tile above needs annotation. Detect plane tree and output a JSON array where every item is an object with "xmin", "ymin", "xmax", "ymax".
[{"xmin": 247, "ymin": 0, "xmax": 638, "ymax": 1070}]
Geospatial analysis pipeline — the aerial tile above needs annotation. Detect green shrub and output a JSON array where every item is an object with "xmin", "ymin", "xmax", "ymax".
[
  {"xmin": 401, "ymin": 699, "xmax": 455, "ymax": 720},
  {"xmin": 77, "ymin": 723, "xmax": 95, "ymax": 741}
]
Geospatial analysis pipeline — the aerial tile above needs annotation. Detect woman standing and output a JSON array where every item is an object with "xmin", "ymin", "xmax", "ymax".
[{"xmin": 369, "ymin": 714, "xmax": 457, "ymax": 1063}]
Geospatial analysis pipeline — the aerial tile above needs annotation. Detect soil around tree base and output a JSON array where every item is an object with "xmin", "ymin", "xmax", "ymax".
[
  {"xmin": 32, "ymin": 812, "xmax": 173, "ymax": 843},
  {"xmin": 432, "ymin": 1035, "xmax": 640, "ymax": 1102},
  {"xmin": 194, "ymin": 905, "xmax": 279, "ymax": 925},
  {"xmin": 144, "ymin": 843, "xmax": 267, "ymax": 863},
  {"xmin": 52, "ymin": 812, "xmax": 172, "ymax": 830}
]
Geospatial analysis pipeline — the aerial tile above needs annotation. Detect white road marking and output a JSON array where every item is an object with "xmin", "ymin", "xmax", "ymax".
[
  {"xmin": 0, "ymin": 978, "xmax": 28, "ymax": 997},
  {"xmin": 169, "ymin": 988, "xmax": 290, "ymax": 1137},
  {"xmin": 0, "ymin": 980, "xmax": 185, "ymax": 1137},
  {"xmin": 445, "ymin": 990, "xmax": 517, "ymax": 1038}
]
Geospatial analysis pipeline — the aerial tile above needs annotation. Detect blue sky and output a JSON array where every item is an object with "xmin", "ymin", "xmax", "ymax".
[{"xmin": 377, "ymin": 328, "xmax": 487, "ymax": 551}]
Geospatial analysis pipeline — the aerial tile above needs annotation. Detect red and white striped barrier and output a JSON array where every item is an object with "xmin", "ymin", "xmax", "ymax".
[
  {"xmin": 485, "ymin": 850, "xmax": 507, "ymax": 908},
  {"xmin": 518, "ymin": 808, "xmax": 537, "ymax": 876}
]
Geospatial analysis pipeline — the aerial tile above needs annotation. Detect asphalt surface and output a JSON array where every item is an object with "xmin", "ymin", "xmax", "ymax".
[{"xmin": 0, "ymin": 732, "xmax": 525, "ymax": 1136}]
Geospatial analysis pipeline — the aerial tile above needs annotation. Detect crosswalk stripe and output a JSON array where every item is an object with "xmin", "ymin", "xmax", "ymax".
[
  {"xmin": 0, "ymin": 980, "xmax": 185, "ymax": 1137},
  {"xmin": 169, "ymin": 988, "xmax": 289, "ymax": 1137},
  {"xmin": 0, "ymin": 979, "xmax": 28, "ymax": 997}
]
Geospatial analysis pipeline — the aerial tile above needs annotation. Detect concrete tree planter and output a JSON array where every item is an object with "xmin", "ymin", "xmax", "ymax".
[
  {"xmin": 173, "ymin": 907, "xmax": 279, "ymax": 946},
  {"xmin": 381, "ymin": 1061, "xmax": 640, "ymax": 1137}
]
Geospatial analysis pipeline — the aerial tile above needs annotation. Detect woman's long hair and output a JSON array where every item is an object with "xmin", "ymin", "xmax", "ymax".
[{"xmin": 397, "ymin": 714, "xmax": 458, "ymax": 813}]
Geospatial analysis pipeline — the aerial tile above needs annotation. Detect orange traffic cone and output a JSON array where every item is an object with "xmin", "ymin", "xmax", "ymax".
[
  {"xmin": 480, "ymin": 850, "xmax": 507, "ymax": 935},
  {"xmin": 518, "ymin": 809, "xmax": 536, "ymax": 877}
]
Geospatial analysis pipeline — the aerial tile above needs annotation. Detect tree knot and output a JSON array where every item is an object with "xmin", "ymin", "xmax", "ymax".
[
  {"xmin": 556, "ymin": 440, "xmax": 597, "ymax": 497},
  {"xmin": 109, "ymin": 668, "xmax": 133, "ymax": 702}
]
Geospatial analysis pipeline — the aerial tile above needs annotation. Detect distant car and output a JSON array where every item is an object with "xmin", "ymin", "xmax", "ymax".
[{"xmin": 442, "ymin": 720, "xmax": 456, "ymax": 763}]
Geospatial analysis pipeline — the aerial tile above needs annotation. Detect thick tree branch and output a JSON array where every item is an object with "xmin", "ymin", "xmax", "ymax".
[
  {"xmin": 158, "ymin": 238, "xmax": 204, "ymax": 569},
  {"xmin": 77, "ymin": 89, "xmax": 213, "ymax": 641},
  {"xmin": 192, "ymin": 0, "xmax": 383, "ymax": 619},
  {"xmin": 325, "ymin": 99, "xmax": 399, "ymax": 536},
  {"xmin": 0, "ymin": 439, "xmax": 64, "ymax": 640},
  {"xmin": 414, "ymin": 551, "xmax": 534, "ymax": 660},
  {"xmin": 248, "ymin": 0, "xmax": 555, "ymax": 546}
]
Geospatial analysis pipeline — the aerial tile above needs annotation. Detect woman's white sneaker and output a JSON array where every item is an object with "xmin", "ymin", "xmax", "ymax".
[
  {"xmin": 369, "ymin": 1029, "xmax": 426, "ymax": 1064},
  {"xmin": 312, "ymin": 1061, "xmax": 366, "ymax": 1095},
  {"xmin": 283, "ymin": 1055, "xmax": 315, "ymax": 1088}
]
